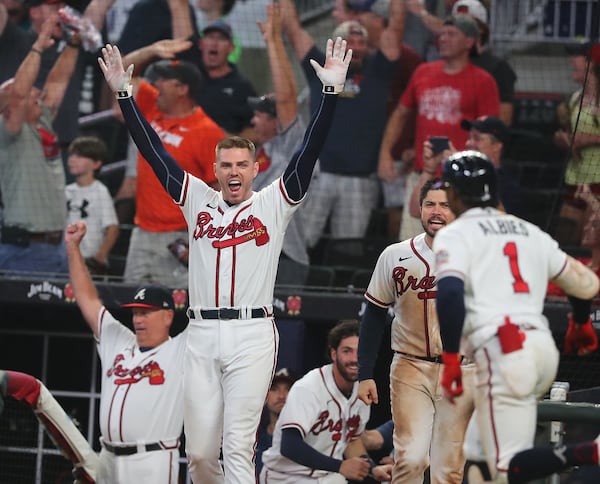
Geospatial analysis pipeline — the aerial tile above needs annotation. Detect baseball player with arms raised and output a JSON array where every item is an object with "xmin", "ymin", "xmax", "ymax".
[
  {"xmin": 65, "ymin": 221, "xmax": 186, "ymax": 484},
  {"xmin": 358, "ymin": 178, "xmax": 474, "ymax": 483},
  {"xmin": 433, "ymin": 151, "xmax": 600, "ymax": 484},
  {"xmin": 98, "ymin": 37, "xmax": 352, "ymax": 483},
  {"xmin": 261, "ymin": 320, "xmax": 391, "ymax": 483}
]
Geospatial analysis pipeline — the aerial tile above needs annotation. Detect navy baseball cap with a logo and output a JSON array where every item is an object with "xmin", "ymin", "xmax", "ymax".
[{"xmin": 122, "ymin": 285, "xmax": 175, "ymax": 310}]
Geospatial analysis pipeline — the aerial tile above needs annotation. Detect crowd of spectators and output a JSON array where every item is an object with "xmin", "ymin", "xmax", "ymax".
[{"xmin": 0, "ymin": 0, "xmax": 598, "ymax": 288}]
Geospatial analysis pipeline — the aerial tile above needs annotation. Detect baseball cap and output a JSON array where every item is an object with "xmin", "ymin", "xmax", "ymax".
[
  {"xmin": 452, "ymin": 0, "xmax": 488, "ymax": 24},
  {"xmin": 461, "ymin": 116, "xmax": 510, "ymax": 144},
  {"xmin": 347, "ymin": 0, "xmax": 389, "ymax": 19},
  {"xmin": 271, "ymin": 368, "xmax": 295, "ymax": 388},
  {"xmin": 121, "ymin": 285, "xmax": 175, "ymax": 311},
  {"xmin": 248, "ymin": 94, "xmax": 276, "ymax": 117},
  {"xmin": 444, "ymin": 14, "xmax": 480, "ymax": 39},
  {"xmin": 202, "ymin": 19, "xmax": 233, "ymax": 40},
  {"xmin": 332, "ymin": 20, "xmax": 368, "ymax": 40}
]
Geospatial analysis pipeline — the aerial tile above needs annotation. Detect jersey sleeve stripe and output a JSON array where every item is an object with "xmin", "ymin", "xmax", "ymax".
[
  {"xmin": 550, "ymin": 256, "xmax": 569, "ymax": 280},
  {"xmin": 279, "ymin": 178, "xmax": 302, "ymax": 206},
  {"xmin": 281, "ymin": 423, "xmax": 306, "ymax": 438},
  {"xmin": 178, "ymin": 172, "xmax": 190, "ymax": 206},
  {"xmin": 365, "ymin": 292, "xmax": 390, "ymax": 308},
  {"xmin": 436, "ymin": 269, "xmax": 466, "ymax": 281}
]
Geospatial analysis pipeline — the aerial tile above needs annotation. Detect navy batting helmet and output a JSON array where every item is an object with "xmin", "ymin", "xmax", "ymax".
[{"xmin": 438, "ymin": 150, "xmax": 498, "ymax": 206}]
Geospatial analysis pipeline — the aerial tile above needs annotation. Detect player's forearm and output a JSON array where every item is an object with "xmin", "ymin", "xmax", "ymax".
[
  {"xmin": 280, "ymin": 428, "xmax": 342, "ymax": 473},
  {"xmin": 66, "ymin": 239, "xmax": 103, "ymax": 334},
  {"xmin": 436, "ymin": 276, "xmax": 466, "ymax": 354},
  {"xmin": 118, "ymin": 96, "xmax": 185, "ymax": 200},
  {"xmin": 358, "ymin": 301, "xmax": 389, "ymax": 380},
  {"xmin": 555, "ymin": 256, "xmax": 600, "ymax": 300},
  {"xmin": 282, "ymin": 94, "xmax": 337, "ymax": 201}
]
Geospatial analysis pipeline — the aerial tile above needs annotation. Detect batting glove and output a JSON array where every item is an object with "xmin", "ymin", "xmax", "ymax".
[
  {"xmin": 309, "ymin": 37, "xmax": 352, "ymax": 94},
  {"xmin": 441, "ymin": 352, "xmax": 463, "ymax": 403},
  {"xmin": 98, "ymin": 44, "xmax": 134, "ymax": 98},
  {"xmin": 565, "ymin": 316, "xmax": 598, "ymax": 356}
]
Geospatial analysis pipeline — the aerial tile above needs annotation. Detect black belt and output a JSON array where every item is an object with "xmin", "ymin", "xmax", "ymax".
[
  {"xmin": 188, "ymin": 307, "xmax": 268, "ymax": 320},
  {"xmin": 395, "ymin": 351, "xmax": 443, "ymax": 363},
  {"xmin": 102, "ymin": 441, "xmax": 162, "ymax": 456}
]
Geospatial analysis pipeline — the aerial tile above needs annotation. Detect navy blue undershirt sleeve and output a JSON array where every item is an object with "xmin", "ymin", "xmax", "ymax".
[
  {"xmin": 358, "ymin": 301, "xmax": 389, "ymax": 381},
  {"xmin": 281, "ymin": 428, "xmax": 342, "ymax": 472},
  {"xmin": 282, "ymin": 94, "xmax": 337, "ymax": 201},
  {"xmin": 375, "ymin": 419, "xmax": 394, "ymax": 454},
  {"xmin": 118, "ymin": 97, "xmax": 185, "ymax": 201},
  {"xmin": 436, "ymin": 276, "xmax": 466, "ymax": 354}
]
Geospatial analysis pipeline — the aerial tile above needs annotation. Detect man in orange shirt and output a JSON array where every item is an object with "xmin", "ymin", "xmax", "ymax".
[{"xmin": 121, "ymin": 59, "xmax": 224, "ymax": 287}]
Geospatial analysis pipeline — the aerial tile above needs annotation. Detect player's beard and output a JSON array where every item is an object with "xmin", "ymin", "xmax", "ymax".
[
  {"xmin": 422, "ymin": 217, "xmax": 446, "ymax": 239},
  {"xmin": 334, "ymin": 358, "xmax": 358, "ymax": 384}
]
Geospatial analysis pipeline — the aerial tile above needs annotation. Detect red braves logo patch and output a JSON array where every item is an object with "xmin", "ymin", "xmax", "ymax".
[
  {"xmin": 107, "ymin": 354, "xmax": 166, "ymax": 385},
  {"xmin": 193, "ymin": 212, "xmax": 270, "ymax": 248},
  {"xmin": 392, "ymin": 266, "xmax": 436, "ymax": 300}
]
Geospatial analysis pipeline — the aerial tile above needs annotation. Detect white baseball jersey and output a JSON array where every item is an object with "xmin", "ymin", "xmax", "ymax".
[
  {"xmin": 179, "ymin": 173, "xmax": 299, "ymax": 309},
  {"xmin": 365, "ymin": 232, "xmax": 441, "ymax": 356},
  {"xmin": 262, "ymin": 364, "xmax": 370, "ymax": 478},
  {"xmin": 96, "ymin": 307, "xmax": 186, "ymax": 443},
  {"xmin": 433, "ymin": 206, "xmax": 568, "ymax": 354}
]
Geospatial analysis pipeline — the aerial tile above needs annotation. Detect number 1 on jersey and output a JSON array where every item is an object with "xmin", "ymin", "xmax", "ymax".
[{"xmin": 503, "ymin": 242, "xmax": 530, "ymax": 293}]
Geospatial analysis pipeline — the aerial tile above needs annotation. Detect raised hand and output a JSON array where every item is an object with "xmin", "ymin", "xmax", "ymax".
[
  {"xmin": 258, "ymin": 2, "xmax": 282, "ymax": 45},
  {"xmin": 309, "ymin": 37, "xmax": 352, "ymax": 93},
  {"xmin": 152, "ymin": 39, "xmax": 193, "ymax": 59},
  {"xmin": 65, "ymin": 221, "xmax": 87, "ymax": 246},
  {"xmin": 98, "ymin": 44, "xmax": 134, "ymax": 95}
]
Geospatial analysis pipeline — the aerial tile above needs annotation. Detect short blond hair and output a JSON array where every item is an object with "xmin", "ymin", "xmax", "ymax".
[{"xmin": 215, "ymin": 136, "xmax": 256, "ymax": 160}]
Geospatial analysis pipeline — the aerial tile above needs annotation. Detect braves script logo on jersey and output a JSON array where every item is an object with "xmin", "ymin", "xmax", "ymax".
[
  {"xmin": 392, "ymin": 266, "xmax": 436, "ymax": 300},
  {"xmin": 310, "ymin": 411, "xmax": 361, "ymax": 442},
  {"xmin": 107, "ymin": 354, "xmax": 166, "ymax": 385},
  {"xmin": 193, "ymin": 212, "xmax": 270, "ymax": 249}
]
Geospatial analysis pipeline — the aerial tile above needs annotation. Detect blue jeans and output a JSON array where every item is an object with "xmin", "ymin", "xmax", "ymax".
[{"xmin": 0, "ymin": 242, "xmax": 68, "ymax": 275}]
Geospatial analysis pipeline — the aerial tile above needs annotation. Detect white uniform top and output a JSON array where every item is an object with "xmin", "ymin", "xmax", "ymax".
[
  {"xmin": 365, "ymin": 233, "xmax": 441, "ymax": 356},
  {"xmin": 179, "ymin": 174, "xmax": 300, "ymax": 309},
  {"xmin": 96, "ymin": 307, "xmax": 187, "ymax": 444},
  {"xmin": 262, "ymin": 364, "xmax": 370, "ymax": 477},
  {"xmin": 65, "ymin": 180, "xmax": 119, "ymax": 259},
  {"xmin": 433, "ymin": 207, "xmax": 568, "ymax": 354}
]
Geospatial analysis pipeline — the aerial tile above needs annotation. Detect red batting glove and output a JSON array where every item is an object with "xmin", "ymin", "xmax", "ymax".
[
  {"xmin": 565, "ymin": 317, "xmax": 598, "ymax": 356},
  {"xmin": 441, "ymin": 352, "xmax": 463, "ymax": 403}
]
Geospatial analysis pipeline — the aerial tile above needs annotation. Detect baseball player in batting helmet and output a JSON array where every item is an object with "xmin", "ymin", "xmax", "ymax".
[
  {"xmin": 358, "ymin": 176, "xmax": 474, "ymax": 483},
  {"xmin": 434, "ymin": 150, "xmax": 600, "ymax": 483}
]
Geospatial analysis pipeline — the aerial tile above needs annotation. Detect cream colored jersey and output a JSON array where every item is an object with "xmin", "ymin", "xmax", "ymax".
[
  {"xmin": 365, "ymin": 233, "xmax": 442, "ymax": 356},
  {"xmin": 96, "ymin": 308, "xmax": 186, "ymax": 444},
  {"xmin": 179, "ymin": 173, "xmax": 300, "ymax": 310},
  {"xmin": 262, "ymin": 364, "xmax": 370, "ymax": 478},
  {"xmin": 433, "ymin": 207, "xmax": 568, "ymax": 353}
]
